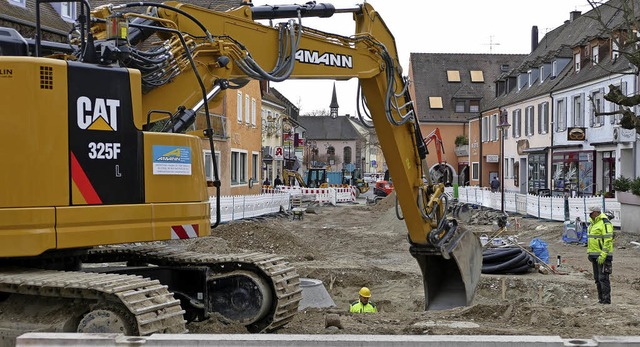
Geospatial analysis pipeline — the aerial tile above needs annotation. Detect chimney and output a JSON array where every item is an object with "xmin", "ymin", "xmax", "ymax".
[
  {"xmin": 531, "ymin": 26, "xmax": 539, "ymax": 52},
  {"xmin": 570, "ymin": 10, "xmax": 581, "ymax": 22}
]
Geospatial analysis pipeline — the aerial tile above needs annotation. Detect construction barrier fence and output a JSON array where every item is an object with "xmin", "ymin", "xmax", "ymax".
[
  {"xmin": 446, "ymin": 186, "xmax": 621, "ymax": 228},
  {"xmin": 210, "ymin": 187, "xmax": 358, "ymax": 224},
  {"xmin": 209, "ymin": 192, "xmax": 290, "ymax": 224}
]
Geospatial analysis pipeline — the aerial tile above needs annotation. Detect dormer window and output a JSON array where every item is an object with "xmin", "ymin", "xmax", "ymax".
[
  {"xmin": 429, "ymin": 97, "xmax": 443, "ymax": 109},
  {"xmin": 552, "ymin": 61, "xmax": 558, "ymax": 77},
  {"xmin": 8, "ymin": 0, "xmax": 26, "ymax": 7},
  {"xmin": 527, "ymin": 70, "xmax": 533, "ymax": 87},
  {"xmin": 540, "ymin": 66, "xmax": 545, "ymax": 83},
  {"xmin": 469, "ymin": 100, "xmax": 480, "ymax": 112},
  {"xmin": 574, "ymin": 52, "xmax": 581, "ymax": 72},
  {"xmin": 447, "ymin": 70, "xmax": 461, "ymax": 82},
  {"xmin": 60, "ymin": 2, "xmax": 76, "ymax": 20},
  {"xmin": 470, "ymin": 70, "xmax": 484, "ymax": 82},
  {"xmin": 592, "ymin": 45, "xmax": 599, "ymax": 64},
  {"xmin": 612, "ymin": 40, "xmax": 619, "ymax": 61}
]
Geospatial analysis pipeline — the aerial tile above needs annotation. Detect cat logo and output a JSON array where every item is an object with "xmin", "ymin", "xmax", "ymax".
[{"xmin": 76, "ymin": 96, "xmax": 120, "ymax": 131}]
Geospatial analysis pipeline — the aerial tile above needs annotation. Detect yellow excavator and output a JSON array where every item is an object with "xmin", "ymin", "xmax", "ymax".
[{"xmin": 0, "ymin": 0, "xmax": 481, "ymax": 338}]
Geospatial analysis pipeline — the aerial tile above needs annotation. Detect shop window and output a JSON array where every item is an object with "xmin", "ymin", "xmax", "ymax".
[
  {"xmin": 602, "ymin": 151, "xmax": 615, "ymax": 195},
  {"xmin": 552, "ymin": 151, "xmax": 595, "ymax": 196},
  {"xmin": 527, "ymin": 153, "xmax": 547, "ymax": 194}
]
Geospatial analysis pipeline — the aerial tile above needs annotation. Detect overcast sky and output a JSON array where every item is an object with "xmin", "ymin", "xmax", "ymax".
[{"xmin": 251, "ymin": 0, "xmax": 593, "ymax": 117}]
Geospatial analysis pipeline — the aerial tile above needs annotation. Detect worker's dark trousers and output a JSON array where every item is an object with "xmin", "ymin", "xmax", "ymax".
[{"xmin": 589, "ymin": 255, "xmax": 612, "ymax": 304}]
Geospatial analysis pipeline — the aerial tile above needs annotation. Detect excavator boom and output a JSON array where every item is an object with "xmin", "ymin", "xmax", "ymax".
[{"xmin": 0, "ymin": 1, "xmax": 482, "ymax": 340}]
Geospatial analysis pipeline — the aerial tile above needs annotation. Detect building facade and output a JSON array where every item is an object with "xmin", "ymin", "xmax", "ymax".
[
  {"xmin": 409, "ymin": 53, "xmax": 526, "ymax": 187},
  {"xmin": 479, "ymin": 0, "xmax": 640, "ymax": 198}
]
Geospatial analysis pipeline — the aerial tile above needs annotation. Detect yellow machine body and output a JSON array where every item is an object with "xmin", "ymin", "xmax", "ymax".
[{"xmin": 0, "ymin": 57, "xmax": 210, "ymax": 257}]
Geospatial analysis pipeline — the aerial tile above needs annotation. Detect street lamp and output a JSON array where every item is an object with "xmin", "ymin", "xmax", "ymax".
[{"xmin": 497, "ymin": 110, "xmax": 511, "ymax": 213}]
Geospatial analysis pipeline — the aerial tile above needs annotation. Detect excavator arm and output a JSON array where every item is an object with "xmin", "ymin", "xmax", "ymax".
[{"xmin": 80, "ymin": 1, "xmax": 481, "ymax": 310}]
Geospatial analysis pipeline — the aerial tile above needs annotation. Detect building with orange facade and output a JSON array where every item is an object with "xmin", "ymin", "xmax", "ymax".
[{"xmin": 408, "ymin": 53, "xmax": 526, "ymax": 187}]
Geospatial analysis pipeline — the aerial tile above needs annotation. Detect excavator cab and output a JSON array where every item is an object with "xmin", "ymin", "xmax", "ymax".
[{"xmin": 306, "ymin": 168, "xmax": 327, "ymax": 188}]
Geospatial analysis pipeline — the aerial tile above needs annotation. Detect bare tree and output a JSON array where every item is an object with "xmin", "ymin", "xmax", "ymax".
[
  {"xmin": 586, "ymin": 0, "xmax": 640, "ymax": 133},
  {"xmin": 303, "ymin": 109, "xmax": 330, "ymax": 117}
]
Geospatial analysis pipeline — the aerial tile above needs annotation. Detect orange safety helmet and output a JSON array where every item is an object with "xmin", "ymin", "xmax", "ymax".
[{"xmin": 358, "ymin": 287, "xmax": 371, "ymax": 298}]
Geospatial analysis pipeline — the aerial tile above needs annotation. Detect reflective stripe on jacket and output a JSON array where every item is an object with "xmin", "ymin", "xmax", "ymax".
[
  {"xmin": 349, "ymin": 300, "xmax": 377, "ymax": 313},
  {"xmin": 587, "ymin": 212, "xmax": 614, "ymax": 256}
]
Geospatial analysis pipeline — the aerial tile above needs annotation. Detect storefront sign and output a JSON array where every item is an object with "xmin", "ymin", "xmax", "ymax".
[
  {"xmin": 274, "ymin": 146, "xmax": 284, "ymax": 161},
  {"xmin": 486, "ymin": 154, "xmax": 499, "ymax": 163},
  {"xmin": 567, "ymin": 127, "xmax": 586, "ymax": 141},
  {"xmin": 517, "ymin": 139, "xmax": 529, "ymax": 155},
  {"xmin": 614, "ymin": 127, "xmax": 636, "ymax": 143}
]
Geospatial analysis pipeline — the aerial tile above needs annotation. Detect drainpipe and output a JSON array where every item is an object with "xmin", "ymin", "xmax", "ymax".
[
  {"xmin": 634, "ymin": 73, "xmax": 638, "ymax": 179},
  {"xmin": 478, "ymin": 112, "xmax": 483, "ymax": 187}
]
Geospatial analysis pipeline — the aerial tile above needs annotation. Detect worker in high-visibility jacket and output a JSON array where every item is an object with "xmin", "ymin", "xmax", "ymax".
[
  {"xmin": 587, "ymin": 205, "xmax": 614, "ymax": 304},
  {"xmin": 349, "ymin": 287, "xmax": 378, "ymax": 313}
]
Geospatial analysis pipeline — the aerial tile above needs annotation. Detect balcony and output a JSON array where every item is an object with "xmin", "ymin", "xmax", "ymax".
[
  {"xmin": 207, "ymin": 113, "xmax": 228, "ymax": 139},
  {"xmin": 454, "ymin": 145, "xmax": 469, "ymax": 157}
]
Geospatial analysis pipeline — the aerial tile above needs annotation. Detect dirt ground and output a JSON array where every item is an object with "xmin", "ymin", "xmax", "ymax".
[{"xmin": 184, "ymin": 194, "xmax": 640, "ymax": 338}]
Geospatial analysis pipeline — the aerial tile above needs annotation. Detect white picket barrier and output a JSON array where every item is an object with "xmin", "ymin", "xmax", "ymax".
[
  {"xmin": 504, "ymin": 192, "xmax": 517, "ymax": 213},
  {"xmin": 447, "ymin": 186, "xmax": 622, "ymax": 227},
  {"xmin": 514, "ymin": 194, "xmax": 528, "ymax": 215},
  {"xmin": 526, "ymin": 194, "xmax": 539, "ymax": 218},
  {"xmin": 212, "ymin": 186, "xmax": 622, "ymax": 227},
  {"xmin": 603, "ymin": 199, "xmax": 621, "ymax": 226},
  {"xmin": 209, "ymin": 192, "xmax": 290, "ymax": 224}
]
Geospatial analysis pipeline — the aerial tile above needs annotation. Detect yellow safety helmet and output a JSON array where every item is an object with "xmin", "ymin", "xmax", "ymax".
[{"xmin": 358, "ymin": 287, "xmax": 371, "ymax": 298}]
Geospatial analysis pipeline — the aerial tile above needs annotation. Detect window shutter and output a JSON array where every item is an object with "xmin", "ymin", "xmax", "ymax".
[
  {"xmin": 589, "ymin": 92, "xmax": 595, "ymax": 127},
  {"xmin": 580, "ymin": 93, "xmax": 585, "ymax": 127},
  {"xmin": 538, "ymin": 104, "xmax": 542, "ymax": 134}
]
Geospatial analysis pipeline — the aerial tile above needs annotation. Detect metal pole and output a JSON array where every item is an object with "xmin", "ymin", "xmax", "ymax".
[{"xmin": 501, "ymin": 127, "xmax": 505, "ymax": 213}]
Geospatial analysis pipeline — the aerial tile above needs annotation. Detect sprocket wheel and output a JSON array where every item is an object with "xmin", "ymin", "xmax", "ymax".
[{"xmin": 76, "ymin": 304, "xmax": 137, "ymax": 335}]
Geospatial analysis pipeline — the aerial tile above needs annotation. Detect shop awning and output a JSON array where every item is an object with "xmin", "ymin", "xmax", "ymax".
[
  {"xmin": 522, "ymin": 146, "xmax": 548, "ymax": 153},
  {"xmin": 550, "ymin": 144, "xmax": 583, "ymax": 150}
]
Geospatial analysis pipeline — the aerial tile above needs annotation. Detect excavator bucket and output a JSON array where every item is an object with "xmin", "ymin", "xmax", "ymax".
[{"xmin": 410, "ymin": 226, "xmax": 482, "ymax": 310}]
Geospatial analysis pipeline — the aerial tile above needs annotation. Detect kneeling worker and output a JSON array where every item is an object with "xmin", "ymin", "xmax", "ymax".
[{"xmin": 349, "ymin": 287, "xmax": 378, "ymax": 313}]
